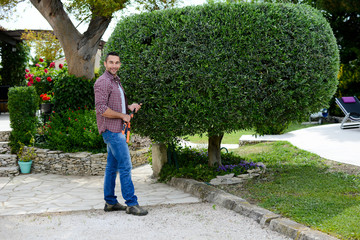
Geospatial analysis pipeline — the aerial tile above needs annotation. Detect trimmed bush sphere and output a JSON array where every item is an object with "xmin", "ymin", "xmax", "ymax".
[{"xmin": 104, "ymin": 2, "xmax": 339, "ymax": 141}]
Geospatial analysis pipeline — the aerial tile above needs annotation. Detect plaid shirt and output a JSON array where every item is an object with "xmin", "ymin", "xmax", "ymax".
[{"xmin": 94, "ymin": 71, "xmax": 128, "ymax": 134}]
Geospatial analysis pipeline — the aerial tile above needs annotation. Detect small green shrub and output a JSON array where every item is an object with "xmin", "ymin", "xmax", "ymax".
[
  {"xmin": 53, "ymin": 75, "xmax": 95, "ymax": 113},
  {"xmin": 17, "ymin": 137, "xmax": 37, "ymax": 162},
  {"xmin": 41, "ymin": 108, "xmax": 105, "ymax": 153},
  {"xmin": 7, "ymin": 86, "xmax": 38, "ymax": 152},
  {"xmin": 159, "ymin": 146, "xmax": 263, "ymax": 182}
]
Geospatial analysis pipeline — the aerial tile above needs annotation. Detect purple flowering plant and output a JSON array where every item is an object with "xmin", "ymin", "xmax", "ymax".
[{"xmin": 217, "ymin": 160, "xmax": 263, "ymax": 176}]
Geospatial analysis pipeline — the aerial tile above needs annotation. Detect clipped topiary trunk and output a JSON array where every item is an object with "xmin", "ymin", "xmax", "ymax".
[{"xmin": 208, "ymin": 134, "xmax": 224, "ymax": 167}]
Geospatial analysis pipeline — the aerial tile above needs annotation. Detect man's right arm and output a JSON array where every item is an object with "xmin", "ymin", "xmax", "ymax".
[{"xmin": 102, "ymin": 108, "xmax": 131, "ymax": 122}]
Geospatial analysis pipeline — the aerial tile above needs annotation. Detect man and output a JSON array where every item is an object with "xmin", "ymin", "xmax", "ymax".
[{"xmin": 94, "ymin": 52, "xmax": 148, "ymax": 216}]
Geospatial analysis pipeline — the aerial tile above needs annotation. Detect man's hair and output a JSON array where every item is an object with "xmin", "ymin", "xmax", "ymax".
[{"xmin": 105, "ymin": 52, "xmax": 120, "ymax": 62}]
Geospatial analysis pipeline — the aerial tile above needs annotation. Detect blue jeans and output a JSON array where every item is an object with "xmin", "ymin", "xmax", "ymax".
[{"xmin": 102, "ymin": 130, "xmax": 138, "ymax": 206}]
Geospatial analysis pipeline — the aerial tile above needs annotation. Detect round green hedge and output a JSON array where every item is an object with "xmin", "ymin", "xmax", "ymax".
[{"xmin": 103, "ymin": 2, "xmax": 339, "ymax": 141}]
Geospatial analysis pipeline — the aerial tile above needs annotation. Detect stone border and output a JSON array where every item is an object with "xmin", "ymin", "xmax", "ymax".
[{"xmin": 169, "ymin": 178, "xmax": 339, "ymax": 240}]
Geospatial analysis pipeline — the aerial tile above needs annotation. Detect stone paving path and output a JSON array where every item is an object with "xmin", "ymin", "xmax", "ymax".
[{"xmin": 0, "ymin": 164, "xmax": 200, "ymax": 216}]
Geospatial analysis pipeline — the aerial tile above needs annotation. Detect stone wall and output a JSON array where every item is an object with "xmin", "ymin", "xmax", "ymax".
[
  {"xmin": 31, "ymin": 147, "xmax": 150, "ymax": 176},
  {"xmin": 0, "ymin": 131, "xmax": 151, "ymax": 176},
  {"xmin": 0, "ymin": 153, "xmax": 16, "ymax": 167},
  {"xmin": 0, "ymin": 131, "xmax": 10, "ymax": 142},
  {"xmin": 0, "ymin": 141, "xmax": 11, "ymax": 154}
]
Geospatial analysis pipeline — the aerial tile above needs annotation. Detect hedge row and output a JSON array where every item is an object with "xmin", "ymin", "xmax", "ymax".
[{"xmin": 8, "ymin": 86, "xmax": 38, "ymax": 152}]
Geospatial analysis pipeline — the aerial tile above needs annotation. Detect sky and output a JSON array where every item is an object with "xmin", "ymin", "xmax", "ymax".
[{"xmin": 0, "ymin": 0, "xmax": 207, "ymax": 41}]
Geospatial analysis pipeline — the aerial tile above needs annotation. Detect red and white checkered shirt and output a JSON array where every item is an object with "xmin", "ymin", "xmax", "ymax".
[{"xmin": 94, "ymin": 71, "xmax": 128, "ymax": 134}]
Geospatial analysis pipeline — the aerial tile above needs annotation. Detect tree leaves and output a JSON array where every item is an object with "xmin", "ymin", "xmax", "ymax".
[{"xmin": 104, "ymin": 2, "xmax": 339, "ymax": 141}]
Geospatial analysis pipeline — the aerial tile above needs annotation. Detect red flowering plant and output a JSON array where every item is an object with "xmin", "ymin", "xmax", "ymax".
[
  {"xmin": 25, "ymin": 57, "xmax": 67, "ymax": 104},
  {"xmin": 39, "ymin": 93, "xmax": 53, "ymax": 104}
]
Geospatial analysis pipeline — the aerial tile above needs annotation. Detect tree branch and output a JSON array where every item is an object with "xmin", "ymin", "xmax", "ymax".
[
  {"xmin": 78, "ymin": 15, "xmax": 112, "ymax": 60},
  {"xmin": 29, "ymin": 0, "xmax": 81, "ymax": 50}
]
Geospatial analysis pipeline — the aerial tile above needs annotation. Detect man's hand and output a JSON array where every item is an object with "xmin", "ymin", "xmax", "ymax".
[
  {"xmin": 122, "ymin": 114, "xmax": 131, "ymax": 123},
  {"xmin": 128, "ymin": 103, "xmax": 142, "ymax": 113}
]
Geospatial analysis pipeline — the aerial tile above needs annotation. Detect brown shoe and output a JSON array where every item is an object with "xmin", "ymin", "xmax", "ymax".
[
  {"xmin": 126, "ymin": 205, "xmax": 148, "ymax": 216},
  {"xmin": 104, "ymin": 202, "xmax": 126, "ymax": 212}
]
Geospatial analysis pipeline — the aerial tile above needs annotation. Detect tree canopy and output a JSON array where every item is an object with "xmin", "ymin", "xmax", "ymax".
[{"xmin": 104, "ymin": 2, "xmax": 339, "ymax": 165}]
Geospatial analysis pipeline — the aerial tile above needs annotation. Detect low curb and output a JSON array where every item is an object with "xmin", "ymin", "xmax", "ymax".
[{"xmin": 169, "ymin": 178, "xmax": 339, "ymax": 240}]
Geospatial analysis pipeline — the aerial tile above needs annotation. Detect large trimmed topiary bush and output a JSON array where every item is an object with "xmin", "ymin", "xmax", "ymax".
[{"xmin": 103, "ymin": 2, "xmax": 339, "ymax": 165}]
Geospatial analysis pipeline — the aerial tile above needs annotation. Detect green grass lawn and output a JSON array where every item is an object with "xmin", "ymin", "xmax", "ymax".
[
  {"xmin": 220, "ymin": 142, "xmax": 360, "ymax": 240},
  {"xmin": 185, "ymin": 122, "xmax": 320, "ymax": 144}
]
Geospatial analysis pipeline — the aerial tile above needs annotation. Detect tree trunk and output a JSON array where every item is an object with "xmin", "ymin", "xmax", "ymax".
[
  {"xmin": 29, "ymin": 0, "xmax": 112, "ymax": 79},
  {"xmin": 151, "ymin": 142, "xmax": 167, "ymax": 178},
  {"xmin": 208, "ymin": 134, "xmax": 224, "ymax": 167}
]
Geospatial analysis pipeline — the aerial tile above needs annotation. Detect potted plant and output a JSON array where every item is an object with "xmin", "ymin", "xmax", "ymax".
[
  {"xmin": 39, "ymin": 93, "xmax": 53, "ymax": 114},
  {"xmin": 17, "ymin": 137, "xmax": 37, "ymax": 174}
]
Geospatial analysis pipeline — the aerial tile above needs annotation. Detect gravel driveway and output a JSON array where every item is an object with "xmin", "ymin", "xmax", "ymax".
[{"xmin": 0, "ymin": 203, "xmax": 290, "ymax": 240}]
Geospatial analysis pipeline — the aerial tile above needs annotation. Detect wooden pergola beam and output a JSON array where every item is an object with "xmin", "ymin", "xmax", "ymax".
[{"xmin": 0, "ymin": 30, "xmax": 18, "ymax": 45}]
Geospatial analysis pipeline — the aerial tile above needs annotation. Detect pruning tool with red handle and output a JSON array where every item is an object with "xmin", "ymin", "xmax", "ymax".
[
  {"xmin": 122, "ymin": 111, "xmax": 134, "ymax": 143},
  {"xmin": 122, "ymin": 103, "xmax": 142, "ymax": 143}
]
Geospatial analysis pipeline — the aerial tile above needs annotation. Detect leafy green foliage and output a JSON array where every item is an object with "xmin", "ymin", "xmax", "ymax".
[
  {"xmin": 185, "ymin": 122, "xmax": 318, "ymax": 144},
  {"xmin": 262, "ymin": 0, "xmax": 360, "ymax": 118},
  {"xmin": 65, "ymin": 0, "xmax": 129, "ymax": 21},
  {"xmin": 53, "ymin": 74, "xmax": 95, "ymax": 113},
  {"xmin": 21, "ymin": 30, "xmax": 64, "ymax": 62},
  {"xmin": 7, "ymin": 86, "xmax": 38, "ymax": 152},
  {"xmin": 41, "ymin": 108, "xmax": 105, "ymax": 153},
  {"xmin": 0, "ymin": 41, "xmax": 30, "ymax": 86},
  {"xmin": 133, "ymin": 0, "xmax": 180, "ymax": 12},
  {"xmin": 158, "ymin": 146, "xmax": 262, "ymax": 182},
  {"xmin": 104, "ymin": 2, "xmax": 339, "ymax": 141}
]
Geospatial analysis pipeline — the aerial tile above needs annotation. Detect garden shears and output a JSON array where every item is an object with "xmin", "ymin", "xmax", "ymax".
[
  {"xmin": 122, "ymin": 111, "xmax": 134, "ymax": 143},
  {"xmin": 122, "ymin": 103, "xmax": 142, "ymax": 143}
]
